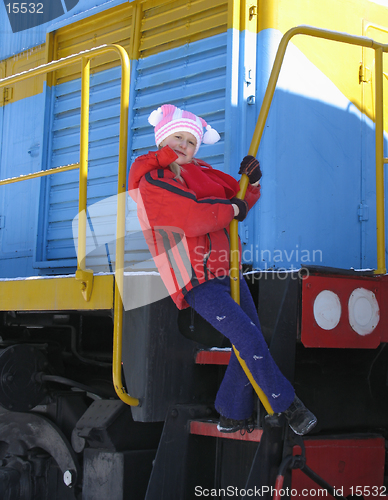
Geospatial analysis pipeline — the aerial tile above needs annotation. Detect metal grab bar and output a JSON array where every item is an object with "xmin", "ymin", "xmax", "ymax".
[
  {"xmin": 230, "ymin": 25, "xmax": 388, "ymax": 413},
  {"xmin": 0, "ymin": 44, "xmax": 139, "ymax": 407},
  {"xmin": 0, "ymin": 164, "xmax": 80, "ymax": 185}
]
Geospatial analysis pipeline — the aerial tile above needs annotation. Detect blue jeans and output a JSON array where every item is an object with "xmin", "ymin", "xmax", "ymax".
[{"xmin": 185, "ymin": 276, "xmax": 295, "ymax": 419}]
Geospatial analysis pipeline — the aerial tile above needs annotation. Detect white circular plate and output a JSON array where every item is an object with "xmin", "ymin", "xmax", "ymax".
[
  {"xmin": 313, "ymin": 290, "xmax": 342, "ymax": 330},
  {"xmin": 348, "ymin": 288, "xmax": 379, "ymax": 336}
]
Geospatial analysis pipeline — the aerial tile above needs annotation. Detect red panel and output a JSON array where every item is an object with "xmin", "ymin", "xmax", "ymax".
[
  {"xmin": 195, "ymin": 349, "xmax": 231, "ymax": 365},
  {"xmin": 189, "ymin": 420, "xmax": 263, "ymax": 442},
  {"xmin": 301, "ymin": 274, "xmax": 383, "ymax": 348},
  {"xmin": 291, "ymin": 436, "xmax": 385, "ymax": 496}
]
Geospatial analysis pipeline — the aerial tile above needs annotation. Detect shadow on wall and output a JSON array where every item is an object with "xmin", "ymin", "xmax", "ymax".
[{"xmin": 249, "ymin": 88, "xmax": 383, "ymax": 271}]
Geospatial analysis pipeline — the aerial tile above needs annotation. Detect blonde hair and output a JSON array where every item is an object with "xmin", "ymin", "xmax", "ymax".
[
  {"xmin": 169, "ymin": 161, "xmax": 184, "ymax": 182},
  {"xmin": 157, "ymin": 144, "xmax": 185, "ymax": 182},
  {"xmin": 168, "ymin": 157, "xmax": 200, "ymax": 181}
]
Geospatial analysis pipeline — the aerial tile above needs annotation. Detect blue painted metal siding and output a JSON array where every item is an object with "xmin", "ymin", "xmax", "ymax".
[
  {"xmin": 38, "ymin": 32, "xmax": 230, "ymax": 273},
  {"xmin": 130, "ymin": 33, "xmax": 228, "ymax": 169},
  {"xmin": 125, "ymin": 33, "xmax": 230, "ymax": 272},
  {"xmin": 0, "ymin": 93, "xmax": 45, "ymax": 277},
  {"xmin": 0, "ymin": 0, "xmax": 126, "ymax": 59},
  {"xmin": 37, "ymin": 66, "xmax": 122, "ymax": 271},
  {"xmin": 242, "ymin": 28, "xmax": 384, "ymax": 272},
  {"xmin": 1, "ymin": 14, "xmax": 386, "ymax": 278}
]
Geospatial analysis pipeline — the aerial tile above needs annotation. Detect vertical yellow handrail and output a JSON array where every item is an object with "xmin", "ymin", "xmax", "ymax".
[
  {"xmin": 75, "ymin": 56, "xmax": 94, "ymax": 301},
  {"xmin": 77, "ymin": 57, "xmax": 90, "ymax": 271},
  {"xmin": 375, "ymin": 46, "xmax": 386, "ymax": 274},
  {"xmin": 111, "ymin": 45, "xmax": 140, "ymax": 407},
  {"xmin": 230, "ymin": 25, "xmax": 388, "ymax": 413}
]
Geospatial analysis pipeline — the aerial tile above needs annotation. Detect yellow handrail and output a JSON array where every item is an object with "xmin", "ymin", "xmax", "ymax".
[
  {"xmin": 375, "ymin": 46, "xmax": 386, "ymax": 275},
  {"xmin": 0, "ymin": 44, "xmax": 139, "ymax": 407},
  {"xmin": 230, "ymin": 25, "xmax": 388, "ymax": 413},
  {"xmin": 77, "ymin": 56, "xmax": 91, "ymax": 272},
  {"xmin": 0, "ymin": 164, "xmax": 80, "ymax": 186}
]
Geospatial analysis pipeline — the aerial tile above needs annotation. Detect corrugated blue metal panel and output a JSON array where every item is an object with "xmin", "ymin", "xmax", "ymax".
[
  {"xmin": 125, "ymin": 32, "xmax": 231, "ymax": 272},
  {"xmin": 130, "ymin": 33, "xmax": 228, "ymax": 171},
  {"xmin": 39, "ymin": 66, "xmax": 122, "ymax": 269},
  {"xmin": 0, "ymin": 0, "xmax": 126, "ymax": 60},
  {"xmin": 40, "ymin": 32, "xmax": 231, "ymax": 273},
  {"xmin": 38, "ymin": 63, "xmax": 148, "ymax": 273}
]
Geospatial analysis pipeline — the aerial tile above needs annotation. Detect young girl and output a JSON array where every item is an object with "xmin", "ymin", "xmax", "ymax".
[{"xmin": 128, "ymin": 104, "xmax": 317, "ymax": 435}]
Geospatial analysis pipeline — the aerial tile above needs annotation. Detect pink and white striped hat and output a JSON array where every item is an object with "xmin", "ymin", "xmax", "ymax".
[{"xmin": 148, "ymin": 104, "xmax": 220, "ymax": 154}]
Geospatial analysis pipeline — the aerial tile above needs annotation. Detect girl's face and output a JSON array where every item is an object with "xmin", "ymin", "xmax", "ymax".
[{"xmin": 160, "ymin": 131, "xmax": 197, "ymax": 165}]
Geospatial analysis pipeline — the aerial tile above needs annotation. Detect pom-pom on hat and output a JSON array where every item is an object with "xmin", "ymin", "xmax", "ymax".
[{"xmin": 148, "ymin": 104, "xmax": 220, "ymax": 154}]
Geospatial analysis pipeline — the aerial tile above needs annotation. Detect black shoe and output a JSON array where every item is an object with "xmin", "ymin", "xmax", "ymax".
[
  {"xmin": 217, "ymin": 415, "xmax": 255, "ymax": 434},
  {"xmin": 284, "ymin": 396, "xmax": 317, "ymax": 436}
]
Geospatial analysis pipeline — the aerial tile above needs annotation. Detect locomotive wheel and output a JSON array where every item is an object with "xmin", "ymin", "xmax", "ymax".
[{"xmin": 0, "ymin": 410, "xmax": 80, "ymax": 499}]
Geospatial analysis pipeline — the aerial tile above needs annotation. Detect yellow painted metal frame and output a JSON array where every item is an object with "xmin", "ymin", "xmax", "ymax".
[
  {"xmin": 0, "ymin": 44, "xmax": 139, "ymax": 407},
  {"xmin": 0, "ymin": 46, "xmax": 46, "ymax": 106},
  {"xmin": 231, "ymin": 25, "xmax": 388, "ymax": 414},
  {"xmin": 0, "ymin": 274, "xmax": 114, "ymax": 311}
]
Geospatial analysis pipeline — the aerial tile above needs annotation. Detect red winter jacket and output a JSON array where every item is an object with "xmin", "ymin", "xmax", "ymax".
[{"xmin": 128, "ymin": 146, "xmax": 261, "ymax": 309}]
